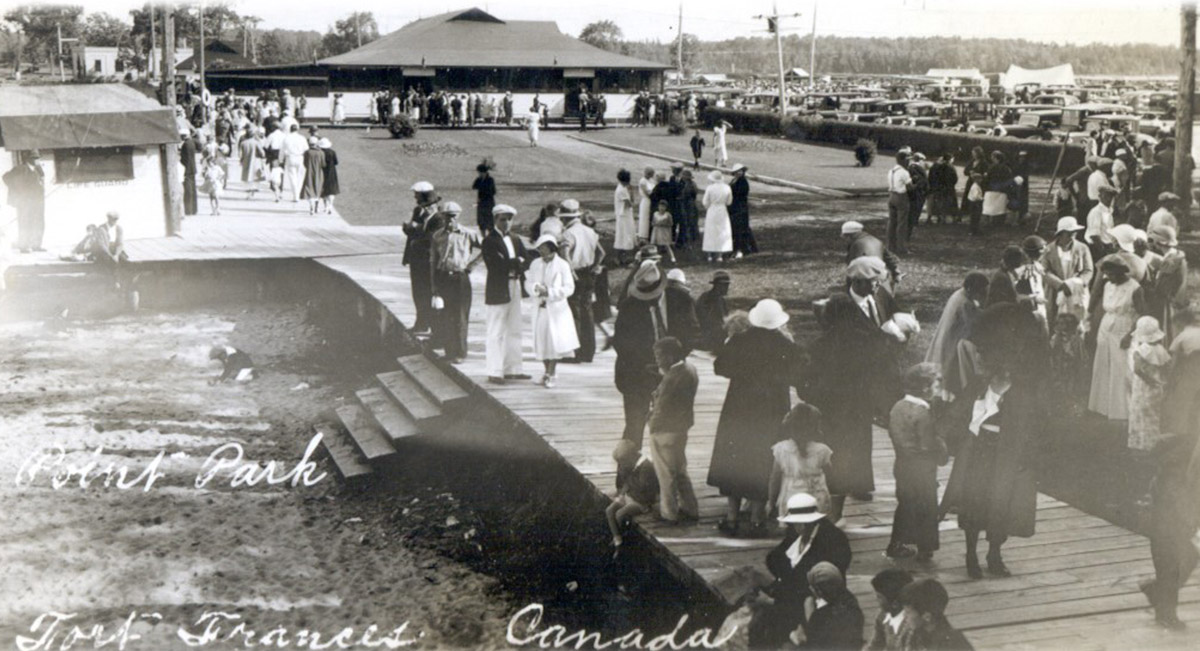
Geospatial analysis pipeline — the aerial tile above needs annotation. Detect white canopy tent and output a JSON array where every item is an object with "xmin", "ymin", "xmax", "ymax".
[{"xmin": 1000, "ymin": 64, "xmax": 1077, "ymax": 91}]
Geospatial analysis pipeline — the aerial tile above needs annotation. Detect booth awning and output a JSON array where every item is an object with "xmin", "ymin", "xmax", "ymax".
[{"xmin": 0, "ymin": 84, "xmax": 179, "ymax": 151}]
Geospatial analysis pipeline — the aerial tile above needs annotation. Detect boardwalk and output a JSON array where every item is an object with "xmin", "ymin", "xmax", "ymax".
[{"xmin": 317, "ymin": 251, "xmax": 1200, "ymax": 650}]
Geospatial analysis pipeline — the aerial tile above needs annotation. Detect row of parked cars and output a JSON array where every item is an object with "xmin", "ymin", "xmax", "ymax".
[{"xmin": 728, "ymin": 84, "xmax": 1176, "ymax": 144}]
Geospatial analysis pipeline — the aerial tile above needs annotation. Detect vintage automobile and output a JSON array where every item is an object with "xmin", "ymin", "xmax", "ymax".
[
  {"xmin": 837, "ymin": 97, "xmax": 886, "ymax": 121},
  {"xmin": 989, "ymin": 111, "xmax": 1059, "ymax": 140},
  {"xmin": 898, "ymin": 101, "xmax": 952, "ymax": 127},
  {"xmin": 1058, "ymin": 102, "xmax": 1135, "ymax": 133},
  {"xmin": 876, "ymin": 99, "xmax": 920, "ymax": 124},
  {"xmin": 946, "ymin": 96, "xmax": 996, "ymax": 131},
  {"xmin": 995, "ymin": 104, "xmax": 1063, "ymax": 126}
]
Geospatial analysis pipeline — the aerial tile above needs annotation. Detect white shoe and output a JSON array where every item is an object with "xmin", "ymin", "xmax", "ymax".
[{"xmin": 544, "ymin": 375, "xmax": 556, "ymax": 388}]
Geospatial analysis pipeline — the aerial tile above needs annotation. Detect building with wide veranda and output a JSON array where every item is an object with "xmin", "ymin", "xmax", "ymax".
[{"xmin": 208, "ymin": 7, "xmax": 670, "ymax": 121}]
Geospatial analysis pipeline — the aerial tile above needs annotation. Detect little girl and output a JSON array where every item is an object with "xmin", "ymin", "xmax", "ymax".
[
  {"xmin": 650, "ymin": 200, "xmax": 676, "ymax": 263},
  {"xmin": 1050, "ymin": 313, "xmax": 1088, "ymax": 415},
  {"xmin": 768, "ymin": 401, "xmax": 833, "ymax": 521},
  {"xmin": 201, "ymin": 155, "xmax": 225, "ymax": 216},
  {"xmin": 269, "ymin": 159, "xmax": 285, "ymax": 203},
  {"xmin": 1129, "ymin": 315, "xmax": 1171, "ymax": 451}
]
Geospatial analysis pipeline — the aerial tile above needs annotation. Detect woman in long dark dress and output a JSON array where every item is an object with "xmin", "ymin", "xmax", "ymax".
[
  {"xmin": 728, "ymin": 165, "xmax": 758, "ymax": 257},
  {"xmin": 803, "ymin": 293, "xmax": 900, "ymax": 523},
  {"xmin": 472, "ymin": 162, "xmax": 496, "ymax": 235},
  {"xmin": 940, "ymin": 302, "xmax": 1047, "ymax": 579},
  {"xmin": 708, "ymin": 299, "xmax": 801, "ymax": 537},
  {"xmin": 319, "ymin": 138, "xmax": 339, "ymax": 215}
]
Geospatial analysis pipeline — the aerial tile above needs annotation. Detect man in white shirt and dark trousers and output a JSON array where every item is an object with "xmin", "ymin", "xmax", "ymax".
[
  {"xmin": 481, "ymin": 205, "xmax": 532, "ymax": 384},
  {"xmin": 561, "ymin": 199, "xmax": 606, "ymax": 363},
  {"xmin": 887, "ymin": 152, "xmax": 914, "ymax": 255}
]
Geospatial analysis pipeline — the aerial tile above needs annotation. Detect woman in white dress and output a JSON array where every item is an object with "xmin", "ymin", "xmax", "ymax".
[
  {"xmin": 702, "ymin": 170, "xmax": 734, "ymax": 263},
  {"xmin": 613, "ymin": 169, "xmax": 637, "ymax": 265},
  {"xmin": 1088, "ymin": 257, "xmax": 1145, "ymax": 420},
  {"xmin": 637, "ymin": 167, "xmax": 656, "ymax": 242},
  {"xmin": 713, "ymin": 121, "xmax": 730, "ymax": 167},
  {"xmin": 331, "ymin": 94, "xmax": 345, "ymax": 125},
  {"xmin": 526, "ymin": 235, "xmax": 579, "ymax": 388},
  {"xmin": 527, "ymin": 111, "xmax": 540, "ymax": 147}
]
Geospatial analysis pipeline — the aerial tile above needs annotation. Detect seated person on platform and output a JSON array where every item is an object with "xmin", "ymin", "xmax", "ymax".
[
  {"xmin": 792, "ymin": 561, "xmax": 863, "ymax": 650},
  {"xmin": 209, "ymin": 345, "xmax": 256, "ymax": 383},
  {"xmin": 897, "ymin": 578, "xmax": 973, "ymax": 650},
  {"xmin": 68, "ymin": 212, "xmax": 128, "ymax": 267},
  {"xmin": 865, "ymin": 568, "xmax": 915, "ymax": 651},
  {"xmin": 606, "ymin": 442, "xmax": 659, "ymax": 558}
]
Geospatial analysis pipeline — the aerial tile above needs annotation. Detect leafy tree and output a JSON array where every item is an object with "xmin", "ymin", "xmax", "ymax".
[
  {"xmin": 319, "ymin": 12, "xmax": 378, "ymax": 58},
  {"xmin": 3, "ymin": 4, "xmax": 83, "ymax": 66},
  {"xmin": 258, "ymin": 29, "xmax": 322, "ymax": 65},
  {"xmin": 83, "ymin": 12, "xmax": 130, "ymax": 47},
  {"xmin": 578, "ymin": 20, "xmax": 622, "ymax": 52}
]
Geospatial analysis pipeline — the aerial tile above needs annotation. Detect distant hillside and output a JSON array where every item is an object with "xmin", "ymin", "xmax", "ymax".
[{"xmin": 622, "ymin": 34, "xmax": 1179, "ymax": 77}]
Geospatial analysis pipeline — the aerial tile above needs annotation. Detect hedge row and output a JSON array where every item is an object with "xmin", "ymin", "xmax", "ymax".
[{"xmin": 702, "ymin": 107, "xmax": 1086, "ymax": 176}]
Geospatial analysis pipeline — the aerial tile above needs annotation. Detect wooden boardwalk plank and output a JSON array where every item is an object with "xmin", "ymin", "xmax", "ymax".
[{"xmin": 314, "ymin": 246, "xmax": 1200, "ymax": 645}]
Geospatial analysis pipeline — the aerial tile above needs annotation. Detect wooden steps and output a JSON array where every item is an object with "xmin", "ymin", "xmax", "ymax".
[
  {"xmin": 319, "ymin": 352, "xmax": 472, "ymax": 483},
  {"xmin": 315, "ymin": 423, "xmax": 372, "ymax": 482},
  {"xmin": 334, "ymin": 404, "xmax": 396, "ymax": 460}
]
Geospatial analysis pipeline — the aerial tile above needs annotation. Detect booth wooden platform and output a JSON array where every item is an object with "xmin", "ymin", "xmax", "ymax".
[{"xmin": 315, "ymin": 251, "xmax": 1200, "ymax": 650}]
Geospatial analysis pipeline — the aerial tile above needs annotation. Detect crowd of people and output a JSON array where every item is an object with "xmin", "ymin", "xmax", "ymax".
[
  {"xmin": 396, "ymin": 132, "xmax": 1200, "ymax": 643},
  {"xmin": 175, "ymin": 88, "xmax": 342, "ymax": 217}
]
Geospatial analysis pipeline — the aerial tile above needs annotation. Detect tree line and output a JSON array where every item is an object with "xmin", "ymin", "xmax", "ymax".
[
  {"xmin": 0, "ymin": 3, "xmax": 380, "ymax": 75},
  {"xmin": 579, "ymin": 22, "xmax": 1180, "ymax": 77}
]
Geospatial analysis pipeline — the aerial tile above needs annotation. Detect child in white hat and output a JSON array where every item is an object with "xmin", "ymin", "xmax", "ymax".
[{"xmin": 1129, "ymin": 315, "xmax": 1171, "ymax": 451}]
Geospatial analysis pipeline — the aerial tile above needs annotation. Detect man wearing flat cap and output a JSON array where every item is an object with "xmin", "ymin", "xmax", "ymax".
[
  {"xmin": 430, "ymin": 201, "xmax": 482, "ymax": 363},
  {"xmin": 561, "ymin": 199, "xmax": 606, "ymax": 363},
  {"xmin": 845, "ymin": 256, "xmax": 898, "ymax": 331},
  {"xmin": 482, "ymin": 204, "xmax": 534, "ymax": 384},
  {"xmin": 404, "ymin": 182, "xmax": 443, "ymax": 334},
  {"xmin": 842, "ymin": 221, "xmax": 901, "ymax": 293}
]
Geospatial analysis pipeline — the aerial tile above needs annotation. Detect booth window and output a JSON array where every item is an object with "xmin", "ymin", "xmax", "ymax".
[{"xmin": 55, "ymin": 147, "xmax": 135, "ymax": 183}]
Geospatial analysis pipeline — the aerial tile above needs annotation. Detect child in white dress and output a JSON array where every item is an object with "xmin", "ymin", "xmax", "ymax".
[{"xmin": 768, "ymin": 401, "xmax": 833, "ymax": 519}]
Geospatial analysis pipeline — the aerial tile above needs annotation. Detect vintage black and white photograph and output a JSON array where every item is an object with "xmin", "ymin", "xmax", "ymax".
[{"xmin": 0, "ymin": 0, "xmax": 1197, "ymax": 648}]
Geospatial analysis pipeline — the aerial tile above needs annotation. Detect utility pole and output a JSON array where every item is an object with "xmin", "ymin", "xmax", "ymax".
[
  {"xmin": 162, "ymin": 3, "xmax": 182, "ymax": 236},
  {"xmin": 199, "ymin": 0, "xmax": 206, "ymax": 94},
  {"xmin": 149, "ymin": 5, "xmax": 156, "ymax": 81},
  {"xmin": 1176, "ymin": 2, "xmax": 1196, "ymax": 205},
  {"xmin": 356, "ymin": 12, "xmax": 363, "ymax": 48},
  {"xmin": 676, "ymin": 2, "xmax": 683, "ymax": 79},
  {"xmin": 754, "ymin": 4, "xmax": 801, "ymax": 114},
  {"xmin": 809, "ymin": 0, "xmax": 817, "ymax": 91}
]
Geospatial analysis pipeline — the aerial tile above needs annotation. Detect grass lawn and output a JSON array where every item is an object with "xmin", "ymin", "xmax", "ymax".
[{"xmin": 332, "ymin": 126, "xmax": 1070, "ymax": 360}]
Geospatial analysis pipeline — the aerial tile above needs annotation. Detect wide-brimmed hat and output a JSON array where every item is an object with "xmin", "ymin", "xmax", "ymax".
[
  {"xmin": 411, "ymin": 181, "xmax": 435, "ymax": 193},
  {"xmin": 731, "ymin": 163, "xmax": 747, "ymax": 173},
  {"xmin": 710, "ymin": 270, "xmax": 731, "ymax": 285},
  {"xmin": 1055, "ymin": 216, "xmax": 1085, "ymax": 234},
  {"xmin": 1133, "ymin": 315, "xmax": 1165, "ymax": 344},
  {"xmin": 533, "ymin": 234, "xmax": 559, "ymax": 251},
  {"xmin": 629, "ymin": 260, "xmax": 665, "ymax": 301},
  {"xmin": 318, "ymin": 137, "xmax": 332, "ymax": 149},
  {"xmin": 748, "ymin": 298, "xmax": 789, "ymax": 330},
  {"xmin": 557, "ymin": 198, "xmax": 582, "ymax": 218},
  {"xmin": 1148, "ymin": 224, "xmax": 1178, "ymax": 247},
  {"xmin": 1109, "ymin": 224, "xmax": 1138, "ymax": 252},
  {"xmin": 846, "ymin": 256, "xmax": 888, "ymax": 281},
  {"xmin": 840, "ymin": 220, "xmax": 864, "ymax": 236},
  {"xmin": 778, "ymin": 492, "xmax": 825, "ymax": 524},
  {"xmin": 492, "ymin": 204, "xmax": 517, "ymax": 216},
  {"xmin": 707, "ymin": 170, "xmax": 724, "ymax": 182},
  {"xmin": 442, "ymin": 201, "xmax": 462, "ymax": 215}
]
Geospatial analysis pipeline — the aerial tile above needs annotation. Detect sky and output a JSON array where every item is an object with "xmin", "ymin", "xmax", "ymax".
[{"xmin": 8, "ymin": 0, "xmax": 1185, "ymax": 47}]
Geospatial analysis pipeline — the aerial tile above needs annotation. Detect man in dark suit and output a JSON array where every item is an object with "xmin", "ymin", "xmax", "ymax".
[
  {"xmin": 482, "ymin": 205, "xmax": 532, "ymax": 384},
  {"xmin": 180, "ymin": 133, "xmax": 199, "ymax": 216},
  {"xmin": 749, "ymin": 493, "xmax": 852, "ymax": 648},
  {"xmin": 613, "ymin": 261, "xmax": 700, "ymax": 477},
  {"xmin": 842, "ymin": 220, "xmax": 902, "ymax": 292},
  {"xmin": 403, "ymin": 181, "xmax": 443, "ymax": 334},
  {"xmin": 2, "ymin": 150, "xmax": 46, "ymax": 252},
  {"xmin": 594, "ymin": 93, "xmax": 607, "ymax": 127}
]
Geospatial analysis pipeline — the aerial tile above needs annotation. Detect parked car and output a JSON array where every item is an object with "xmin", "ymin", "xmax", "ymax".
[
  {"xmin": 898, "ymin": 101, "xmax": 951, "ymax": 127},
  {"xmin": 838, "ymin": 97, "xmax": 885, "ymax": 122},
  {"xmin": 1058, "ymin": 102, "xmax": 1135, "ymax": 133},
  {"xmin": 989, "ymin": 111, "xmax": 1058, "ymax": 140},
  {"xmin": 1033, "ymin": 93, "xmax": 1081, "ymax": 108},
  {"xmin": 947, "ymin": 96, "xmax": 996, "ymax": 131}
]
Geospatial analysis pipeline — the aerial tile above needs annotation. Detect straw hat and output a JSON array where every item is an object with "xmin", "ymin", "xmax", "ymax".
[
  {"xmin": 557, "ymin": 198, "xmax": 582, "ymax": 218},
  {"xmin": 840, "ymin": 221, "xmax": 864, "ymax": 236},
  {"xmin": 731, "ymin": 163, "xmax": 747, "ymax": 173},
  {"xmin": 1055, "ymin": 216, "xmax": 1085, "ymax": 234},
  {"xmin": 1148, "ymin": 224, "xmax": 1178, "ymax": 247},
  {"xmin": 1132, "ymin": 316, "xmax": 1165, "ymax": 344},
  {"xmin": 707, "ymin": 170, "xmax": 724, "ymax": 182},
  {"xmin": 318, "ymin": 137, "xmax": 332, "ymax": 149},
  {"xmin": 778, "ymin": 493, "xmax": 825, "ymax": 524},
  {"xmin": 1109, "ymin": 224, "xmax": 1138, "ymax": 253},
  {"xmin": 629, "ymin": 261, "xmax": 665, "ymax": 301},
  {"xmin": 748, "ymin": 298, "xmax": 789, "ymax": 330}
]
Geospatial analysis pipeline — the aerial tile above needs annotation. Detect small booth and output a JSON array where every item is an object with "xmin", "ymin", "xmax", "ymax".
[{"xmin": 0, "ymin": 84, "xmax": 179, "ymax": 251}]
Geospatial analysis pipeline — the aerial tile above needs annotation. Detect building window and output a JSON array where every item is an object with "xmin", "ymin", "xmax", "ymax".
[
  {"xmin": 93, "ymin": 59, "xmax": 102, "ymax": 72},
  {"xmin": 54, "ymin": 147, "xmax": 135, "ymax": 183}
]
